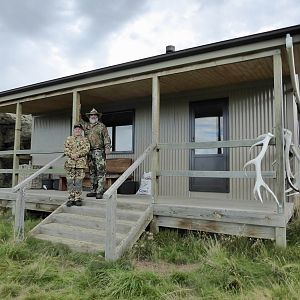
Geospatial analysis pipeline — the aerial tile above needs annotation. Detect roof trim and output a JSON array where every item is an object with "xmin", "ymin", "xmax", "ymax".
[{"xmin": 1, "ymin": 24, "xmax": 300, "ymax": 97}]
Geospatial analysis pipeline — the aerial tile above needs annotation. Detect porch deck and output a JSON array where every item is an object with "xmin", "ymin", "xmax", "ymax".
[{"xmin": 0, "ymin": 188, "xmax": 294, "ymax": 242}]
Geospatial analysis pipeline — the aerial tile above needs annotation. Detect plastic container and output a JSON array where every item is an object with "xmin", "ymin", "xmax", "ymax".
[{"xmin": 118, "ymin": 181, "xmax": 139, "ymax": 194}]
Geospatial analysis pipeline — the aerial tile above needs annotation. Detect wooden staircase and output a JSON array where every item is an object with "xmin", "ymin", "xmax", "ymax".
[{"xmin": 30, "ymin": 195, "xmax": 153, "ymax": 255}]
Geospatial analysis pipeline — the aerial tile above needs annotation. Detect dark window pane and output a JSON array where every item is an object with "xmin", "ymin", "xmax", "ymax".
[
  {"xmin": 102, "ymin": 111, "xmax": 133, "ymax": 127},
  {"xmin": 102, "ymin": 110, "xmax": 134, "ymax": 153}
]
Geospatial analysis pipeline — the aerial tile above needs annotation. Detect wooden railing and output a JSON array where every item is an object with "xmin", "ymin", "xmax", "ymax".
[
  {"xmin": 11, "ymin": 153, "xmax": 65, "ymax": 242},
  {"xmin": 104, "ymin": 143, "xmax": 156, "ymax": 261},
  {"xmin": 157, "ymin": 138, "xmax": 277, "ymax": 177},
  {"xmin": 0, "ymin": 150, "xmax": 64, "ymax": 176},
  {"xmin": 157, "ymin": 137, "xmax": 281, "ymax": 201}
]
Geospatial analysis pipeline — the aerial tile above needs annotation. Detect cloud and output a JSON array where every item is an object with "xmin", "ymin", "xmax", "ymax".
[
  {"xmin": 0, "ymin": 0, "xmax": 300, "ymax": 92},
  {"xmin": 105, "ymin": 0, "xmax": 300, "ymax": 65},
  {"xmin": 0, "ymin": 0, "xmax": 147, "ymax": 91}
]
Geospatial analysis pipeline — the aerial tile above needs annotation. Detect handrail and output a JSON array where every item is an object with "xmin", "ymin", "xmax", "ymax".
[
  {"xmin": 104, "ymin": 143, "xmax": 156, "ymax": 199},
  {"xmin": 286, "ymin": 34, "xmax": 300, "ymax": 109},
  {"xmin": 158, "ymin": 138, "xmax": 276, "ymax": 150},
  {"xmin": 0, "ymin": 149, "xmax": 64, "ymax": 156},
  {"xmin": 12, "ymin": 153, "xmax": 65, "ymax": 242},
  {"xmin": 0, "ymin": 168, "xmax": 65, "ymax": 175},
  {"xmin": 158, "ymin": 170, "xmax": 276, "ymax": 178},
  {"xmin": 104, "ymin": 143, "xmax": 156, "ymax": 261},
  {"xmin": 12, "ymin": 153, "xmax": 65, "ymax": 193}
]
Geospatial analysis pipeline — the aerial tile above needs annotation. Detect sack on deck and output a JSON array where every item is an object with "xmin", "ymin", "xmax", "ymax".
[{"xmin": 136, "ymin": 172, "xmax": 152, "ymax": 195}]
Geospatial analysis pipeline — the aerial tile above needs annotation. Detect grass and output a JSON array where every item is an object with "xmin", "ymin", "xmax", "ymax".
[{"xmin": 1, "ymin": 210, "xmax": 300, "ymax": 299}]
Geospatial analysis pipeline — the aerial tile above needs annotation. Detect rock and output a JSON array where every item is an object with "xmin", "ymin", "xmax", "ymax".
[{"xmin": 0, "ymin": 113, "xmax": 32, "ymax": 187}]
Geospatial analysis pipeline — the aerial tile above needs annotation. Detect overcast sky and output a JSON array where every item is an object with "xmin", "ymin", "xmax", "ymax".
[{"xmin": 1, "ymin": 0, "xmax": 300, "ymax": 92}]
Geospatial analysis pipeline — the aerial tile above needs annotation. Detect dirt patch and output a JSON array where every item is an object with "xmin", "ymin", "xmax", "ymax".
[{"xmin": 134, "ymin": 260, "xmax": 200, "ymax": 275}]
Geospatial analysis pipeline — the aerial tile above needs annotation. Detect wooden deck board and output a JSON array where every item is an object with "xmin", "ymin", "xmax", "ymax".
[{"xmin": 157, "ymin": 195, "xmax": 279, "ymax": 212}]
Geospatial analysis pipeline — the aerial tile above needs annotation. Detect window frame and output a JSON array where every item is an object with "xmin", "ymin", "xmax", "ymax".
[{"xmin": 102, "ymin": 109, "xmax": 135, "ymax": 154}]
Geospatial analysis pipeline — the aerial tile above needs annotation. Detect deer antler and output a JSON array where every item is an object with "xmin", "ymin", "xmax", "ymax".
[
  {"xmin": 286, "ymin": 172, "xmax": 300, "ymax": 196},
  {"xmin": 283, "ymin": 129, "xmax": 294, "ymax": 182},
  {"xmin": 285, "ymin": 141, "xmax": 300, "ymax": 195},
  {"xmin": 244, "ymin": 133, "xmax": 279, "ymax": 205}
]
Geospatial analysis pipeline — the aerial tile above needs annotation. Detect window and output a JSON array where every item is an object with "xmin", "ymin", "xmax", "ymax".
[
  {"xmin": 195, "ymin": 116, "xmax": 223, "ymax": 154},
  {"xmin": 102, "ymin": 110, "xmax": 134, "ymax": 153}
]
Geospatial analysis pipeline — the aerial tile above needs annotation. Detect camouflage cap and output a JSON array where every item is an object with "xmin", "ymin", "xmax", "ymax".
[
  {"xmin": 73, "ymin": 123, "xmax": 83, "ymax": 130},
  {"xmin": 86, "ymin": 108, "xmax": 101, "ymax": 116}
]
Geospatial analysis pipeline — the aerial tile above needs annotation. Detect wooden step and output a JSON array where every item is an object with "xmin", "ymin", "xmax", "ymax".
[
  {"xmin": 26, "ymin": 192, "xmax": 153, "ymax": 257},
  {"xmin": 63, "ymin": 205, "xmax": 143, "ymax": 221},
  {"xmin": 33, "ymin": 233, "xmax": 103, "ymax": 253},
  {"xmin": 51, "ymin": 212, "xmax": 135, "ymax": 234},
  {"xmin": 83, "ymin": 198, "xmax": 150, "ymax": 211},
  {"xmin": 37, "ymin": 223, "xmax": 126, "ymax": 245}
]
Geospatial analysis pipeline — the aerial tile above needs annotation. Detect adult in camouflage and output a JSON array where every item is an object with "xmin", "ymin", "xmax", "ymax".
[
  {"xmin": 81, "ymin": 108, "xmax": 111, "ymax": 199},
  {"xmin": 64, "ymin": 123, "xmax": 90, "ymax": 207}
]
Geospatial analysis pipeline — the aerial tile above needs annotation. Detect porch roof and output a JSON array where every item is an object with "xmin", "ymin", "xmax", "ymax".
[{"xmin": 1, "ymin": 24, "xmax": 300, "ymax": 114}]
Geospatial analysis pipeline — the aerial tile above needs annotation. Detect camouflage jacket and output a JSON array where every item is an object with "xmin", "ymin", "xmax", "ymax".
[
  {"xmin": 81, "ymin": 121, "xmax": 111, "ymax": 151},
  {"xmin": 64, "ymin": 135, "xmax": 90, "ymax": 169}
]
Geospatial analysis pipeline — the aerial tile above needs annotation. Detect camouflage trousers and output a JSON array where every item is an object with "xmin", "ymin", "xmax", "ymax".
[
  {"xmin": 88, "ymin": 150, "xmax": 106, "ymax": 194},
  {"xmin": 65, "ymin": 167, "xmax": 85, "ymax": 200}
]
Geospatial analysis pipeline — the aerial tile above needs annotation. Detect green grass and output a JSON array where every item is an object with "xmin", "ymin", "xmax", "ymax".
[{"xmin": 1, "ymin": 210, "xmax": 300, "ymax": 299}]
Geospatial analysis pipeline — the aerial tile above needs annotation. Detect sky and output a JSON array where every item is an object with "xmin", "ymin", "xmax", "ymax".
[{"xmin": 1, "ymin": 0, "xmax": 300, "ymax": 92}]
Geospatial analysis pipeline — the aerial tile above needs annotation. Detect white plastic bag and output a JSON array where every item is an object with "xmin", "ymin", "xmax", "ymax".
[
  {"xmin": 143, "ymin": 172, "xmax": 152, "ymax": 180},
  {"xmin": 136, "ymin": 172, "xmax": 152, "ymax": 195}
]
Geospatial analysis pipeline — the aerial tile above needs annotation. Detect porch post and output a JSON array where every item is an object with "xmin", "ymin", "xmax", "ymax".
[
  {"xmin": 273, "ymin": 52, "xmax": 286, "ymax": 248},
  {"xmin": 151, "ymin": 75, "xmax": 160, "ymax": 204},
  {"xmin": 150, "ymin": 75, "xmax": 160, "ymax": 234},
  {"xmin": 12, "ymin": 102, "xmax": 22, "ymax": 187},
  {"xmin": 72, "ymin": 91, "xmax": 81, "ymax": 128},
  {"xmin": 285, "ymin": 81, "xmax": 298, "ymax": 144},
  {"xmin": 285, "ymin": 81, "xmax": 299, "ymax": 200},
  {"xmin": 105, "ymin": 191, "xmax": 117, "ymax": 261}
]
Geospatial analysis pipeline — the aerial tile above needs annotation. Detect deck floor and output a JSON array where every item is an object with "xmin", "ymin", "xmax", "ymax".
[
  {"xmin": 0, "ymin": 188, "xmax": 293, "ymax": 213},
  {"xmin": 0, "ymin": 188, "xmax": 295, "ymax": 242}
]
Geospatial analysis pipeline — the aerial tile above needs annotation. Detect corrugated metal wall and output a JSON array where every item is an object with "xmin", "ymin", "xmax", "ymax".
[
  {"xmin": 229, "ymin": 85, "xmax": 276, "ymax": 201},
  {"xmin": 31, "ymin": 82, "xmax": 282, "ymax": 201},
  {"xmin": 150, "ymin": 83, "xmax": 278, "ymax": 200},
  {"xmin": 159, "ymin": 98, "xmax": 190, "ymax": 196},
  {"xmin": 31, "ymin": 113, "xmax": 71, "ymax": 166}
]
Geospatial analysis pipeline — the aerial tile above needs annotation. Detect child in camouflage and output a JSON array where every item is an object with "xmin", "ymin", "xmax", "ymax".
[{"xmin": 64, "ymin": 124, "xmax": 90, "ymax": 206}]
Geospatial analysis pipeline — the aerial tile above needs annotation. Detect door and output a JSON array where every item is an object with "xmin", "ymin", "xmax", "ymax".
[{"xmin": 190, "ymin": 98, "xmax": 229, "ymax": 193}]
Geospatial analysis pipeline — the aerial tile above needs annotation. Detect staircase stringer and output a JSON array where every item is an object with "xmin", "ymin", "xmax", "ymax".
[{"xmin": 115, "ymin": 204, "xmax": 153, "ymax": 259}]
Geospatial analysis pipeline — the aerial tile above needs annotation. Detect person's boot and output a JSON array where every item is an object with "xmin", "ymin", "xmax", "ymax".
[
  {"xmin": 66, "ymin": 198, "xmax": 75, "ymax": 207},
  {"xmin": 74, "ymin": 199, "xmax": 82, "ymax": 206},
  {"xmin": 96, "ymin": 193, "xmax": 103, "ymax": 199},
  {"xmin": 86, "ymin": 192, "xmax": 96, "ymax": 197}
]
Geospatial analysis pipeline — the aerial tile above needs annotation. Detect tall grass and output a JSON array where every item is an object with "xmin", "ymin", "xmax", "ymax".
[{"xmin": 1, "ymin": 209, "xmax": 300, "ymax": 299}]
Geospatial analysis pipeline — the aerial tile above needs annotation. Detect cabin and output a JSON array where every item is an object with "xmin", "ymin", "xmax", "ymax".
[{"xmin": 1, "ymin": 25, "xmax": 300, "ymax": 261}]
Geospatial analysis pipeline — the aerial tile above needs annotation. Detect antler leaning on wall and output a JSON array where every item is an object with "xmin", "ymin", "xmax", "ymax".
[
  {"xmin": 283, "ymin": 129, "xmax": 294, "ymax": 183},
  {"xmin": 284, "ymin": 129, "xmax": 300, "ymax": 195},
  {"xmin": 244, "ymin": 133, "xmax": 280, "ymax": 206}
]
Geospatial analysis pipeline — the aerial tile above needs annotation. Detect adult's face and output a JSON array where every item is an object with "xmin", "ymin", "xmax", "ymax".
[{"xmin": 89, "ymin": 114, "xmax": 98, "ymax": 124}]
